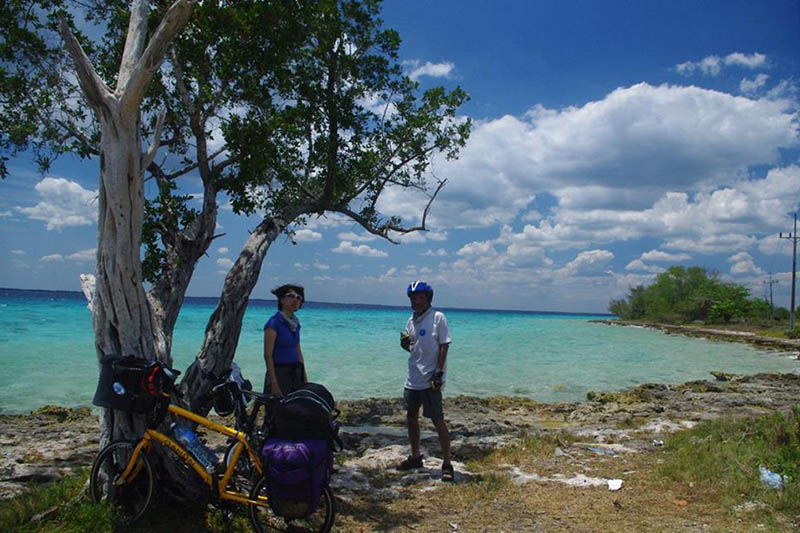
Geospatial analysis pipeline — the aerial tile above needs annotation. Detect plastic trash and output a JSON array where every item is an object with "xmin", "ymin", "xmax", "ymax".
[
  {"xmin": 172, "ymin": 423, "xmax": 218, "ymax": 473},
  {"xmin": 586, "ymin": 446, "xmax": 617, "ymax": 456},
  {"xmin": 652, "ymin": 439, "xmax": 664, "ymax": 447},
  {"xmin": 758, "ymin": 464, "xmax": 786, "ymax": 490},
  {"xmin": 607, "ymin": 479, "xmax": 623, "ymax": 491}
]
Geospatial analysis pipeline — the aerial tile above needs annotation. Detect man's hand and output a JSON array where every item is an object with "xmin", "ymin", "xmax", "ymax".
[
  {"xmin": 400, "ymin": 331, "xmax": 411, "ymax": 351},
  {"xmin": 430, "ymin": 369, "xmax": 444, "ymax": 390}
]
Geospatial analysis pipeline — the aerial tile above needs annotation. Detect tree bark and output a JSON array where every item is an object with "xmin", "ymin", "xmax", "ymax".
[
  {"xmin": 181, "ymin": 215, "xmax": 294, "ymax": 412},
  {"xmin": 60, "ymin": 0, "xmax": 196, "ymax": 446}
]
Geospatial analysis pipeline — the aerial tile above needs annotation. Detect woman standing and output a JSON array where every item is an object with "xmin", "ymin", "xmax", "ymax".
[{"xmin": 264, "ymin": 284, "xmax": 308, "ymax": 397}]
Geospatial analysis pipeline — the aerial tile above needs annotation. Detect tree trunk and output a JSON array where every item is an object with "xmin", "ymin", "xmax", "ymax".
[
  {"xmin": 93, "ymin": 102, "xmax": 163, "ymax": 446},
  {"xmin": 59, "ymin": 0, "xmax": 196, "ymax": 447},
  {"xmin": 180, "ymin": 216, "xmax": 290, "ymax": 412}
]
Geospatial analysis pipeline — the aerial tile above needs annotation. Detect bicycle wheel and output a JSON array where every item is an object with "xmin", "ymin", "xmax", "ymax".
[
  {"xmin": 248, "ymin": 478, "xmax": 335, "ymax": 533},
  {"xmin": 89, "ymin": 441, "xmax": 155, "ymax": 524}
]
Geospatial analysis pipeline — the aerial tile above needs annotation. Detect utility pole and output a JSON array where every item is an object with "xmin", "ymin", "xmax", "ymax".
[
  {"xmin": 763, "ymin": 273, "xmax": 778, "ymax": 319},
  {"xmin": 779, "ymin": 212, "xmax": 798, "ymax": 330}
]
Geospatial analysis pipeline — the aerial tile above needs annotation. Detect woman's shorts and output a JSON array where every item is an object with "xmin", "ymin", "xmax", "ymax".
[
  {"xmin": 403, "ymin": 387, "xmax": 444, "ymax": 421},
  {"xmin": 264, "ymin": 363, "xmax": 304, "ymax": 396}
]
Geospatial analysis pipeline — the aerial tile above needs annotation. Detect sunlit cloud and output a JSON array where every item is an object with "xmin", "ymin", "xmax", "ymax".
[
  {"xmin": 18, "ymin": 178, "xmax": 97, "ymax": 230},
  {"xmin": 332, "ymin": 241, "xmax": 388, "ymax": 258}
]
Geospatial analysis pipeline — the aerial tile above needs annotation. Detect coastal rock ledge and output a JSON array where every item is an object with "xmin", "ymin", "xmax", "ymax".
[{"xmin": 1, "ymin": 372, "xmax": 799, "ymax": 500}]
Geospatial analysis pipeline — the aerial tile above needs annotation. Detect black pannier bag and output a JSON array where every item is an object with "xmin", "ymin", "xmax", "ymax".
[
  {"xmin": 272, "ymin": 383, "xmax": 341, "ymax": 444},
  {"xmin": 92, "ymin": 355, "xmax": 163, "ymax": 413}
]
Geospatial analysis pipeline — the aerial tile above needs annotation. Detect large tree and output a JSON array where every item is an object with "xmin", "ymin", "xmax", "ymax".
[{"xmin": 2, "ymin": 0, "xmax": 470, "ymax": 483}]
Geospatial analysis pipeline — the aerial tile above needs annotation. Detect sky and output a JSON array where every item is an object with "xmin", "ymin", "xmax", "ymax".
[{"xmin": 1, "ymin": 0, "xmax": 799, "ymax": 313}]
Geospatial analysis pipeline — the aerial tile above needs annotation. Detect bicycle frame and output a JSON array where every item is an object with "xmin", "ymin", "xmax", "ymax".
[{"xmin": 122, "ymin": 403, "xmax": 269, "ymax": 507}]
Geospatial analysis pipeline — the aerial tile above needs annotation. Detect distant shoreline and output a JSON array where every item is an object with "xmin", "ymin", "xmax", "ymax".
[
  {"xmin": 592, "ymin": 319, "xmax": 800, "ymax": 353},
  {"xmin": 0, "ymin": 286, "xmax": 613, "ymax": 317}
]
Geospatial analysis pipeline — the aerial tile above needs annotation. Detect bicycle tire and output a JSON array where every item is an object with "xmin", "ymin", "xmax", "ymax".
[
  {"xmin": 248, "ymin": 478, "xmax": 335, "ymax": 533},
  {"xmin": 89, "ymin": 441, "xmax": 155, "ymax": 524}
]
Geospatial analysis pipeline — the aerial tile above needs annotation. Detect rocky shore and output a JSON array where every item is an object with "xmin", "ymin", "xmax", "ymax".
[
  {"xmin": 591, "ymin": 319, "xmax": 800, "ymax": 352},
  {"xmin": 2, "ymin": 371, "xmax": 799, "ymax": 503}
]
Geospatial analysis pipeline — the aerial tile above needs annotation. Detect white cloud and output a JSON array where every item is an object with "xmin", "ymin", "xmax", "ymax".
[
  {"xmin": 625, "ymin": 259, "xmax": 666, "ymax": 274},
  {"xmin": 559, "ymin": 250, "xmax": 614, "ymax": 276},
  {"xmin": 406, "ymin": 60, "xmax": 455, "ymax": 81},
  {"xmin": 521, "ymin": 210, "xmax": 542, "ymax": 222},
  {"xmin": 304, "ymin": 213, "xmax": 351, "ymax": 230},
  {"xmin": 379, "ymin": 267, "xmax": 398, "ymax": 281},
  {"xmin": 293, "ymin": 229, "xmax": 323, "ymax": 242},
  {"xmin": 758, "ymin": 234, "xmax": 794, "ymax": 256},
  {"xmin": 457, "ymin": 240, "xmax": 496, "ymax": 256},
  {"xmin": 66, "ymin": 248, "xmax": 95, "ymax": 262},
  {"xmin": 740, "ymin": 73, "xmax": 769, "ymax": 95},
  {"xmin": 332, "ymin": 241, "xmax": 388, "ymax": 258},
  {"xmin": 217, "ymin": 247, "xmax": 229, "ymax": 254},
  {"xmin": 18, "ymin": 178, "xmax": 97, "ymax": 230},
  {"xmin": 728, "ymin": 251, "xmax": 751, "ymax": 263},
  {"xmin": 395, "ymin": 231, "xmax": 427, "ymax": 244},
  {"xmin": 640, "ymin": 250, "xmax": 691, "ymax": 262},
  {"xmin": 725, "ymin": 52, "xmax": 767, "ymax": 69},
  {"xmin": 0, "ymin": 210, "xmax": 12, "ymax": 218},
  {"xmin": 676, "ymin": 52, "xmax": 767, "ymax": 76},
  {"xmin": 406, "ymin": 83, "xmax": 796, "ymax": 230},
  {"xmin": 422, "ymin": 248, "xmax": 449, "ymax": 257},
  {"xmin": 10, "ymin": 249, "xmax": 25, "ymax": 255},
  {"xmin": 728, "ymin": 252, "xmax": 764, "ymax": 276},
  {"xmin": 314, "ymin": 261, "xmax": 330, "ymax": 270},
  {"xmin": 40, "ymin": 254, "xmax": 64, "ymax": 262},
  {"xmin": 664, "ymin": 234, "xmax": 757, "ymax": 254},
  {"xmin": 337, "ymin": 231, "xmax": 377, "ymax": 242},
  {"xmin": 216, "ymin": 257, "xmax": 233, "ymax": 269}
]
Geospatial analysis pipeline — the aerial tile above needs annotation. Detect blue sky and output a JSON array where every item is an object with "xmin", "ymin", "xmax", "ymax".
[{"xmin": 1, "ymin": 0, "xmax": 799, "ymax": 313}]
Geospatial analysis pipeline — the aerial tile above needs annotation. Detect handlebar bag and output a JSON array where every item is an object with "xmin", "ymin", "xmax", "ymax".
[
  {"xmin": 92, "ymin": 355, "xmax": 161, "ymax": 413},
  {"xmin": 260, "ymin": 437, "xmax": 333, "ymax": 519}
]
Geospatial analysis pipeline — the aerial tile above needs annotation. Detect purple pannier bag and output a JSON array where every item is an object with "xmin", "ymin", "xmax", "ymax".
[{"xmin": 260, "ymin": 437, "xmax": 333, "ymax": 519}]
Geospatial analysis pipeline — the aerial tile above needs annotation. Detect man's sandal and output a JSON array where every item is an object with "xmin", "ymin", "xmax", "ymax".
[{"xmin": 441, "ymin": 462, "xmax": 454, "ymax": 482}]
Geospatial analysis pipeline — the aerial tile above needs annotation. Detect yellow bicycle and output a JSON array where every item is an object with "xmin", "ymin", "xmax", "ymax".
[{"xmin": 88, "ymin": 361, "xmax": 335, "ymax": 532}]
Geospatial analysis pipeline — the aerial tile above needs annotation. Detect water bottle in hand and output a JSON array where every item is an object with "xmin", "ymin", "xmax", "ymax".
[{"xmin": 400, "ymin": 331, "xmax": 411, "ymax": 351}]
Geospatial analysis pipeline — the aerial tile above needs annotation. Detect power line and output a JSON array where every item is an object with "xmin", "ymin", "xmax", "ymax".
[
  {"xmin": 763, "ymin": 273, "xmax": 778, "ymax": 318},
  {"xmin": 779, "ymin": 212, "xmax": 798, "ymax": 331}
]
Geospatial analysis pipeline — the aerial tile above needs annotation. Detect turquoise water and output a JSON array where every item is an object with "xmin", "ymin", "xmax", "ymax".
[{"xmin": 1, "ymin": 289, "xmax": 798, "ymax": 414}]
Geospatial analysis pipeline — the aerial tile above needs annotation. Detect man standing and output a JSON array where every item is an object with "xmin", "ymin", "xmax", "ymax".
[{"xmin": 398, "ymin": 280, "xmax": 454, "ymax": 482}]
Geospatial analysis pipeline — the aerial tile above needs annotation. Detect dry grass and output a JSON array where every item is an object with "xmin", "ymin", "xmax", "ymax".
[
  {"xmin": 333, "ymin": 419, "xmax": 799, "ymax": 532},
  {"xmin": 334, "ymin": 450, "xmax": 795, "ymax": 532}
]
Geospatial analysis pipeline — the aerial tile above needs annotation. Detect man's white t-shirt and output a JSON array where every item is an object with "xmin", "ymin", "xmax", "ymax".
[{"xmin": 405, "ymin": 307, "xmax": 451, "ymax": 390}]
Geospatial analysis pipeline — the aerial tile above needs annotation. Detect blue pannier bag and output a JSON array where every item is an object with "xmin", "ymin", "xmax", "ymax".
[{"xmin": 260, "ymin": 437, "xmax": 333, "ymax": 519}]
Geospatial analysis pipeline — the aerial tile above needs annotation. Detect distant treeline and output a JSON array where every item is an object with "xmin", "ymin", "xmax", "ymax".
[{"xmin": 608, "ymin": 266, "xmax": 789, "ymax": 324}]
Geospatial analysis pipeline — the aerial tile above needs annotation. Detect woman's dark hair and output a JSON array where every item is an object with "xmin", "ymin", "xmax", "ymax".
[{"xmin": 271, "ymin": 284, "xmax": 305, "ymax": 310}]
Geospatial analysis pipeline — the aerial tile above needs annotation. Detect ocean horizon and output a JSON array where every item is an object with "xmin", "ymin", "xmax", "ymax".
[{"xmin": 1, "ymin": 287, "xmax": 797, "ymax": 414}]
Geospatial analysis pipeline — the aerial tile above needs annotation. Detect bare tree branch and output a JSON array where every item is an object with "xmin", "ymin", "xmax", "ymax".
[
  {"xmin": 121, "ymin": 0, "xmax": 196, "ymax": 116},
  {"xmin": 330, "ymin": 178, "xmax": 447, "ymax": 244},
  {"xmin": 143, "ymin": 108, "xmax": 167, "ymax": 169},
  {"xmin": 117, "ymin": 0, "xmax": 149, "ymax": 91},
  {"xmin": 57, "ymin": 19, "xmax": 111, "ymax": 111}
]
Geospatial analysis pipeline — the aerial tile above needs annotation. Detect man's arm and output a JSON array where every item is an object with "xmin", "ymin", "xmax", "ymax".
[{"xmin": 436, "ymin": 343, "xmax": 449, "ymax": 370}]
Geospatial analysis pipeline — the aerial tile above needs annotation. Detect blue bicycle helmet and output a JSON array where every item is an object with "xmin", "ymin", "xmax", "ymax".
[{"xmin": 407, "ymin": 280, "xmax": 433, "ymax": 303}]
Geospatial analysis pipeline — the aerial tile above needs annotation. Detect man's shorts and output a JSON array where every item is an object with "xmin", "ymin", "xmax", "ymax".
[{"xmin": 403, "ymin": 387, "xmax": 444, "ymax": 421}]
